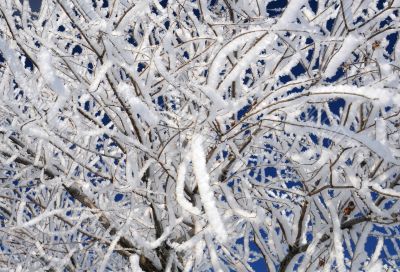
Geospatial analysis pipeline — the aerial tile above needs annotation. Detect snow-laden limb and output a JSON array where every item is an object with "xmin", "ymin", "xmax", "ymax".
[
  {"xmin": 38, "ymin": 49, "xmax": 71, "ymax": 124},
  {"xmin": 365, "ymin": 261, "xmax": 384, "ymax": 272},
  {"xmin": 220, "ymin": 183, "xmax": 256, "ymax": 219},
  {"xmin": 89, "ymin": 61, "xmax": 112, "ymax": 93},
  {"xmin": 280, "ymin": 118, "xmax": 400, "ymax": 165},
  {"xmin": 298, "ymin": 231, "xmax": 326, "ymax": 272},
  {"xmin": 116, "ymin": 2, "xmax": 149, "ymax": 31},
  {"xmin": 176, "ymin": 155, "xmax": 202, "ymax": 215},
  {"xmin": 126, "ymin": 151, "xmax": 140, "ymax": 187},
  {"xmin": 216, "ymin": 32, "xmax": 273, "ymax": 92},
  {"xmin": 191, "ymin": 135, "xmax": 227, "ymax": 243},
  {"xmin": 4, "ymin": 153, "xmax": 20, "ymax": 165},
  {"xmin": 324, "ymin": 34, "xmax": 362, "ymax": 78},
  {"xmin": 0, "ymin": 38, "xmax": 33, "ymax": 93},
  {"xmin": 170, "ymin": 227, "xmax": 206, "ymax": 252},
  {"xmin": 340, "ymin": 0, "xmax": 354, "ymax": 29},
  {"xmin": 132, "ymin": 217, "xmax": 183, "ymax": 250},
  {"xmin": 21, "ymin": 124, "xmax": 49, "ymax": 140},
  {"xmin": 275, "ymin": 0, "xmax": 308, "ymax": 28},
  {"xmin": 183, "ymin": 256, "xmax": 194, "ymax": 272},
  {"xmin": 207, "ymin": 30, "xmax": 265, "ymax": 89},
  {"xmin": 130, "ymin": 255, "xmax": 144, "ymax": 272},
  {"xmin": 195, "ymin": 84, "xmax": 229, "ymax": 111},
  {"xmin": 205, "ymin": 233, "xmax": 223, "ymax": 272},
  {"xmin": 308, "ymin": 85, "xmax": 399, "ymax": 103},
  {"xmin": 327, "ymin": 200, "xmax": 346, "ymax": 272},
  {"xmin": 99, "ymin": 211, "xmax": 135, "ymax": 272},
  {"xmin": 370, "ymin": 184, "xmax": 400, "ymax": 198},
  {"xmin": 16, "ymin": 200, "xmax": 26, "ymax": 225},
  {"xmin": 13, "ymin": 208, "xmax": 98, "ymax": 229},
  {"xmin": 267, "ymin": 217, "xmax": 286, "ymax": 260},
  {"xmin": 164, "ymin": 254, "xmax": 174, "ymax": 272},
  {"xmin": 118, "ymin": 82, "xmax": 159, "ymax": 127},
  {"xmin": 350, "ymin": 224, "xmax": 373, "ymax": 272}
]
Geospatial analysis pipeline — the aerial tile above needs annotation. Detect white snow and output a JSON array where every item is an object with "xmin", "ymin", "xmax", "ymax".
[
  {"xmin": 217, "ymin": 32, "xmax": 274, "ymax": 92},
  {"xmin": 191, "ymin": 135, "xmax": 227, "ymax": 243},
  {"xmin": 371, "ymin": 184, "xmax": 400, "ymax": 198},
  {"xmin": 118, "ymin": 83, "xmax": 159, "ymax": 126},
  {"xmin": 89, "ymin": 61, "xmax": 112, "ymax": 93},
  {"xmin": 207, "ymin": 30, "xmax": 265, "ymax": 89},
  {"xmin": 205, "ymin": 233, "xmax": 224, "ymax": 272},
  {"xmin": 341, "ymin": 0, "xmax": 354, "ymax": 29},
  {"xmin": 131, "ymin": 217, "xmax": 183, "ymax": 249},
  {"xmin": 176, "ymin": 157, "xmax": 202, "ymax": 215},
  {"xmin": 327, "ymin": 200, "xmax": 346, "ymax": 272},
  {"xmin": 220, "ymin": 184, "xmax": 256, "ymax": 219},
  {"xmin": 325, "ymin": 34, "xmax": 362, "ymax": 78},
  {"xmin": 274, "ymin": 0, "xmax": 307, "ymax": 29},
  {"xmin": 375, "ymin": 118, "xmax": 386, "ymax": 144},
  {"xmin": 38, "ymin": 49, "xmax": 71, "ymax": 124},
  {"xmin": 298, "ymin": 231, "xmax": 325, "ymax": 272}
]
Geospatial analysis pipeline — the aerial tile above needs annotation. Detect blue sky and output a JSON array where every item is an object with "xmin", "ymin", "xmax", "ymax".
[{"xmin": 29, "ymin": 0, "xmax": 41, "ymax": 12}]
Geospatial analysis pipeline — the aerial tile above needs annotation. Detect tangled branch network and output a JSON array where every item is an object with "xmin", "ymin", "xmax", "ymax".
[{"xmin": 0, "ymin": 0, "xmax": 400, "ymax": 271}]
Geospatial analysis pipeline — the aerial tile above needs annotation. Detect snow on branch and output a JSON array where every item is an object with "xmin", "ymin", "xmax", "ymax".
[{"xmin": 191, "ymin": 135, "xmax": 227, "ymax": 243}]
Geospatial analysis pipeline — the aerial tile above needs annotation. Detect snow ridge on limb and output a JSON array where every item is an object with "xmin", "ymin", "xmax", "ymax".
[
  {"xmin": 191, "ymin": 134, "xmax": 227, "ymax": 243},
  {"xmin": 327, "ymin": 199, "xmax": 346, "ymax": 272},
  {"xmin": 176, "ymin": 154, "xmax": 202, "ymax": 216},
  {"xmin": 324, "ymin": 34, "xmax": 362, "ymax": 78}
]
